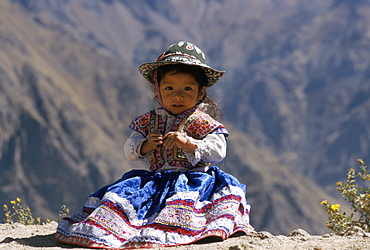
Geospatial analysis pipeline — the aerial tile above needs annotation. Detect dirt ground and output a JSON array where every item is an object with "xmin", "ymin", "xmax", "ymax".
[{"xmin": 1, "ymin": 222, "xmax": 370, "ymax": 250}]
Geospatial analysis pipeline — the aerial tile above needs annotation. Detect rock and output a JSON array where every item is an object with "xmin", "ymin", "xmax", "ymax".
[
  {"xmin": 344, "ymin": 226, "xmax": 365, "ymax": 236},
  {"xmin": 229, "ymin": 244, "xmax": 255, "ymax": 250},
  {"xmin": 287, "ymin": 228, "xmax": 311, "ymax": 237},
  {"xmin": 256, "ymin": 231, "xmax": 274, "ymax": 239}
]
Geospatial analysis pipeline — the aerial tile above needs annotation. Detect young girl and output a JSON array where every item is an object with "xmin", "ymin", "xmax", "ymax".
[{"xmin": 56, "ymin": 41, "xmax": 253, "ymax": 249}]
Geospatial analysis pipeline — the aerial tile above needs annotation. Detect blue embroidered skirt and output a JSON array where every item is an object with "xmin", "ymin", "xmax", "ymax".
[{"xmin": 55, "ymin": 166, "xmax": 252, "ymax": 249}]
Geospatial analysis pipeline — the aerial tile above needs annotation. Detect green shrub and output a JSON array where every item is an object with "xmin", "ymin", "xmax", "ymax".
[
  {"xmin": 321, "ymin": 159, "xmax": 370, "ymax": 234},
  {"xmin": 3, "ymin": 197, "xmax": 69, "ymax": 225}
]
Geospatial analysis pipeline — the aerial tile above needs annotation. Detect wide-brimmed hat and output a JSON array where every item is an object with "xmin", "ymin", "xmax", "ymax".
[{"xmin": 139, "ymin": 41, "xmax": 225, "ymax": 87}]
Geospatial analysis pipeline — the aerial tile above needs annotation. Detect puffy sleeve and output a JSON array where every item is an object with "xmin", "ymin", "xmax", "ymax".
[
  {"xmin": 124, "ymin": 131, "xmax": 148, "ymax": 161},
  {"xmin": 183, "ymin": 132, "xmax": 227, "ymax": 166}
]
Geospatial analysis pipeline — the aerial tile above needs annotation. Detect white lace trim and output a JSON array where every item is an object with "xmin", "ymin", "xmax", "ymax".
[
  {"xmin": 155, "ymin": 108, "xmax": 168, "ymax": 116},
  {"xmin": 104, "ymin": 191, "xmax": 146, "ymax": 226},
  {"xmin": 183, "ymin": 136, "xmax": 212, "ymax": 166},
  {"xmin": 125, "ymin": 136, "xmax": 147, "ymax": 160},
  {"xmin": 197, "ymin": 102, "xmax": 209, "ymax": 112}
]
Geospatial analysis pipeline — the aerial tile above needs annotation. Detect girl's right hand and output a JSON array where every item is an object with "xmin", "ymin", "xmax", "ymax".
[{"xmin": 140, "ymin": 131, "xmax": 163, "ymax": 155}]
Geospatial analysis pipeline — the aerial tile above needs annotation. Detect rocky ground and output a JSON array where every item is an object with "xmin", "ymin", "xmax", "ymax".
[{"xmin": 1, "ymin": 222, "xmax": 370, "ymax": 250}]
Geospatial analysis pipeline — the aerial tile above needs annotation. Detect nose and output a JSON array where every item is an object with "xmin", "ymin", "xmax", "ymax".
[{"xmin": 173, "ymin": 90, "xmax": 183, "ymax": 100}]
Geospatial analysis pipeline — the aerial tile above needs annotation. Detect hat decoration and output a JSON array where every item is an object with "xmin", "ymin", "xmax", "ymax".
[{"xmin": 139, "ymin": 41, "xmax": 225, "ymax": 87}]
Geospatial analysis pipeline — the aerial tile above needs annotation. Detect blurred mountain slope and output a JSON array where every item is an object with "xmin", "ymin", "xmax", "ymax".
[
  {"xmin": 1, "ymin": 0, "xmax": 368, "ymax": 235},
  {"xmin": 0, "ymin": 0, "xmax": 151, "ymax": 219}
]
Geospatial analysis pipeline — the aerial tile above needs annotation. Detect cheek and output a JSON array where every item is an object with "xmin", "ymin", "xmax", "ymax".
[{"xmin": 158, "ymin": 88, "xmax": 167, "ymax": 98}]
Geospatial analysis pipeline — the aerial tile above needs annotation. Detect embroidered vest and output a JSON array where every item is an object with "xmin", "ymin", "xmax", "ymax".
[{"xmin": 129, "ymin": 107, "xmax": 228, "ymax": 171}]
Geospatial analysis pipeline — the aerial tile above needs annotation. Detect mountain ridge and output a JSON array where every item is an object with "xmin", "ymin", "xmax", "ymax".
[{"xmin": 1, "ymin": 0, "xmax": 369, "ymax": 235}]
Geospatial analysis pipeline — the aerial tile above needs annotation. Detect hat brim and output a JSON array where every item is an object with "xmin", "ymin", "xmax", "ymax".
[{"xmin": 139, "ymin": 61, "xmax": 225, "ymax": 87}]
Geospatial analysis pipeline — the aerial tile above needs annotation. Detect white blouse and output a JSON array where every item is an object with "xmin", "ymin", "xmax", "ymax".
[{"xmin": 124, "ymin": 110, "xmax": 227, "ymax": 172}]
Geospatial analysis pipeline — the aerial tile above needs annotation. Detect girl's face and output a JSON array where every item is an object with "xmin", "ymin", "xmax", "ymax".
[{"xmin": 159, "ymin": 72, "xmax": 206, "ymax": 115}]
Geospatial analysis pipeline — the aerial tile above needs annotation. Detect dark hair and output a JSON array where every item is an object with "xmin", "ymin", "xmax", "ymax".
[{"xmin": 156, "ymin": 64, "xmax": 222, "ymax": 120}]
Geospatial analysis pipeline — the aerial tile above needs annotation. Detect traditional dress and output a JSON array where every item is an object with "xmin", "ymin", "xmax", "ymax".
[{"xmin": 55, "ymin": 106, "xmax": 253, "ymax": 249}]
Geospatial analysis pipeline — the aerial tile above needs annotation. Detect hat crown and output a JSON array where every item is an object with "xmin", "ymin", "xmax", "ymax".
[{"xmin": 156, "ymin": 41, "xmax": 206, "ymax": 64}]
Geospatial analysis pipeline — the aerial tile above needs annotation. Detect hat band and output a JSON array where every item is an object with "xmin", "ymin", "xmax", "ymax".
[{"xmin": 155, "ymin": 52, "xmax": 202, "ymax": 64}]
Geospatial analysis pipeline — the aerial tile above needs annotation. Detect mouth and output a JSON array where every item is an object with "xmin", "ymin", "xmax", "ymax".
[{"xmin": 172, "ymin": 104, "xmax": 184, "ymax": 107}]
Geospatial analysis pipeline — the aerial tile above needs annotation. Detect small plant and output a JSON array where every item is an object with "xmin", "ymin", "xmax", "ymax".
[
  {"xmin": 3, "ymin": 197, "xmax": 69, "ymax": 225},
  {"xmin": 321, "ymin": 159, "xmax": 370, "ymax": 234},
  {"xmin": 3, "ymin": 197, "xmax": 43, "ymax": 225},
  {"xmin": 59, "ymin": 204, "xmax": 70, "ymax": 220}
]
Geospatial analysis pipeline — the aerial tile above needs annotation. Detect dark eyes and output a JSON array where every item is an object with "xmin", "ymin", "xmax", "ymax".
[{"xmin": 164, "ymin": 86, "xmax": 193, "ymax": 91}]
